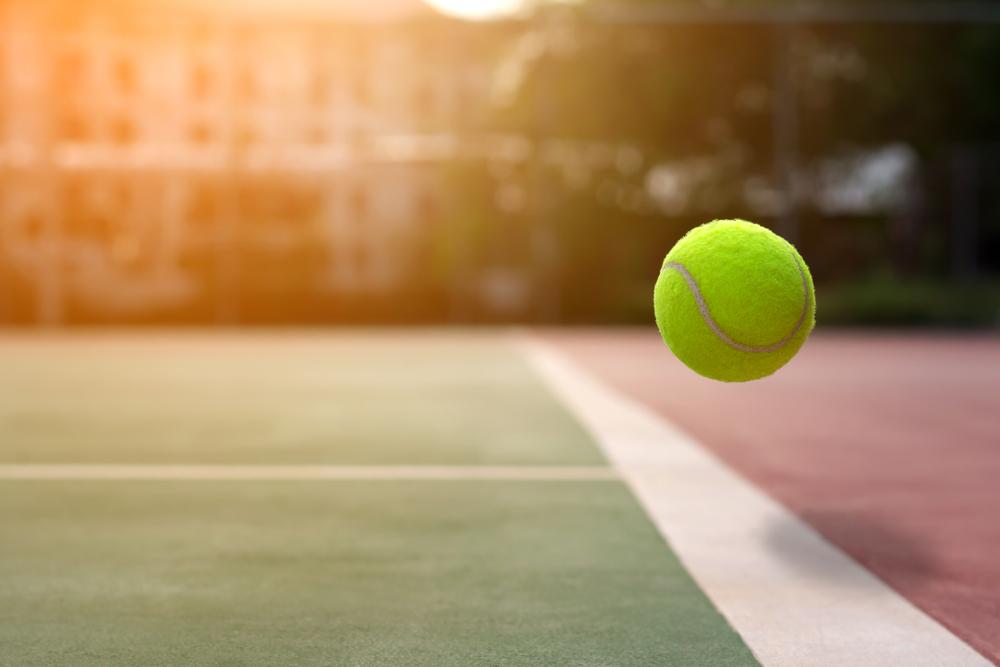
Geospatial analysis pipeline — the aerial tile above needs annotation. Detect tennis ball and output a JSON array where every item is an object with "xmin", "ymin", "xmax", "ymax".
[{"xmin": 653, "ymin": 219, "xmax": 815, "ymax": 382}]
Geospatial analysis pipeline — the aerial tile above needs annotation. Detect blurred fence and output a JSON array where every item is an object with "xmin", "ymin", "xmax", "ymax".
[{"xmin": 0, "ymin": 1, "xmax": 998, "ymax": 327}]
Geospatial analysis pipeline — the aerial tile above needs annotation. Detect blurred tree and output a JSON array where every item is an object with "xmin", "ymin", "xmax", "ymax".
[{"xmin": 440, "ymin": 0, "xmax": 1000, "ymax": 323}]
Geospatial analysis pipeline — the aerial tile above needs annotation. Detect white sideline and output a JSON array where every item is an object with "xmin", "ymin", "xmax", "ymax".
[
  {"xmin": 0, "ymin": 464, "xmax": 617, "ymax": 482},
  {"xmin": 523, "ymin": 339, "xmax": 991, "ymax": 667}
]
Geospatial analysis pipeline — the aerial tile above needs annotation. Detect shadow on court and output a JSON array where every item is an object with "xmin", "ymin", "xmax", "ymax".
[{"xmin": 765, "ymin": 508, "xmax": 940, "ymax": 589}]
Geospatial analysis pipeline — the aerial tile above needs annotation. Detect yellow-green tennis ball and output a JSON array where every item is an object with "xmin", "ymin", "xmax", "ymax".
[{"xmin": 653, "ymin": 219, "xmax": 815, "ymax": 382}]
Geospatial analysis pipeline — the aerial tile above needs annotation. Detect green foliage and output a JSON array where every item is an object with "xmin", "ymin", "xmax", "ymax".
[
  {"xmin": 472, "ymin": 2, "xmax": 1000, "ymax": 326},
  {"xmin": 819, "ymin": 275, "xmax": 1000, "ymax": 327}
]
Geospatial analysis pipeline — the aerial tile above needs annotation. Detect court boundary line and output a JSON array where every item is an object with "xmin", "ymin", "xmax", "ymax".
[
  {"xmin": 0, "ymin": 464, "xmax": 618, "ymax": 481},
  {"xmin": 523, "ymin": 337, "xmax": 991, "ymax": 667}
]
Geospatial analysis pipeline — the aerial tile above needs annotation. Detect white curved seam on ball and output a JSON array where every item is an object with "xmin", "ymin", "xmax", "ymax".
[{"xmin": 662, "ymin": 253, "xmax": 810, "ymax": 354}]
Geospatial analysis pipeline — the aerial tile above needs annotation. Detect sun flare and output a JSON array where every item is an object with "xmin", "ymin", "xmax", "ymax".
[{"xmin": 422, "ymin": 0, "xmax": 525, "ymax": 20}]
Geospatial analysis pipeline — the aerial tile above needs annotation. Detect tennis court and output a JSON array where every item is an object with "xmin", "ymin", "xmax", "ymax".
[
  {"xmin": 0, "ymin": 333, "xmax": 757, "ymax": 666},
  {"xmin": 2, "ymin": 331, "xmax": 996, "ymax": 666}
]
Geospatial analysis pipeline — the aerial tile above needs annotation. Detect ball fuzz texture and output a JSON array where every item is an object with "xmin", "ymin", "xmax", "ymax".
[{"xmin": 654, "ymin": 219, "xmax": 815, "ymax": 382}]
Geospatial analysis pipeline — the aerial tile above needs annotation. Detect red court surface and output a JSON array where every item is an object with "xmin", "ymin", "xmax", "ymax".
[{"xmin": 546, "ymin": 330, "xmax": 1000, "ymax": 664}]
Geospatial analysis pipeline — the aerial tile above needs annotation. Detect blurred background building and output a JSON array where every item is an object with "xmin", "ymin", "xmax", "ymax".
[
  {"xmin": 0, "ymin": 0, "xmax": 497, "ymax": 324},
  {"xmin": 0, "ymin": 0, "xmax": 998, "ymax": 327}
]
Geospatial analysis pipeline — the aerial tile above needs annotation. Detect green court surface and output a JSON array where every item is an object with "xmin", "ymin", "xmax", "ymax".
[
  {"xmin": 0, "ymin": 334, "xmax": 758, "ymax": 666},
  {"xmin": 0, "ymin": 335, "xmax": 600, "ymax": 465}
]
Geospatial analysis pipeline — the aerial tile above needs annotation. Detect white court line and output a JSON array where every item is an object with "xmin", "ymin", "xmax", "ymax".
[
  {"xmin": 524, "ymin": 339, "xmax": 991, "ymax": 667},
  {"xmin": 0, "ymin": 464, "xmax": 618, "ymax": 482}
]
